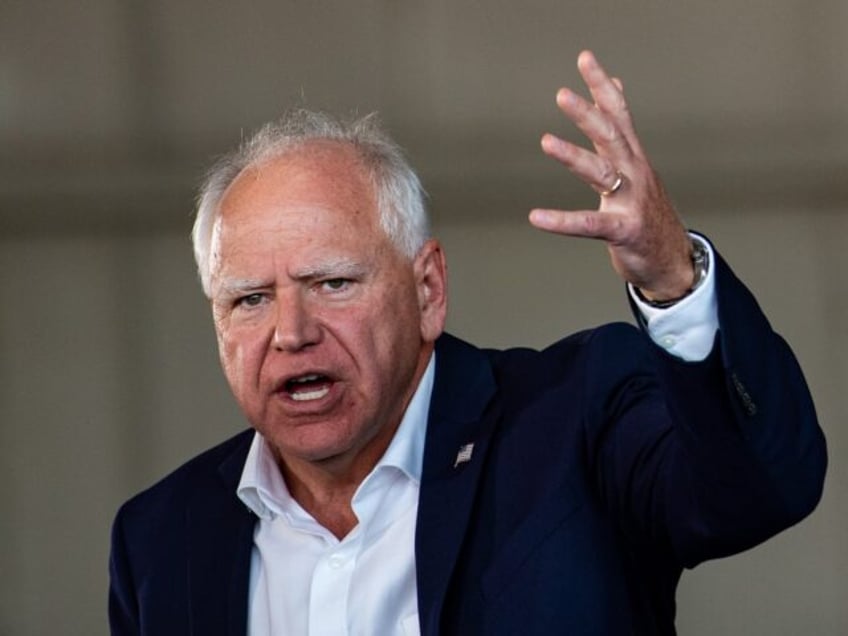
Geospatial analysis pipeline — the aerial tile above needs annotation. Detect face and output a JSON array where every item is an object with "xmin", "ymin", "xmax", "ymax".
[{"xmin": 209, "ymin": 143, "xmax": 447, "ymax": 477}]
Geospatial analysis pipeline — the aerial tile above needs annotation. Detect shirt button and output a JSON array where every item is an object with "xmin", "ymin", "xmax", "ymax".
[
  {"xmin": 659, "ymin": 335, "xmax": 677, "ymax": 349},
  {"xmin": 328, "ymin": 554, "xmax": 345, "ymax": 569}
]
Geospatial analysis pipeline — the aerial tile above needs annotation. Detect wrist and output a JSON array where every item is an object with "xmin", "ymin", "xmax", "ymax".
[{"xmin": 635, "ymin": 237, "xmax": 709, "ymax": 309}]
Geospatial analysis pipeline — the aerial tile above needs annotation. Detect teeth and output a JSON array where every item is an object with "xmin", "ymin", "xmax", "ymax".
[
  {"xmin": 291, "ymin": 374, "xmax": 320, "ymax": 384},
  {"xmin": 285, "ymin": 374, "xmax": 330, "ymax": 402},
  {"xmin": 290, "ymin": 386, "xmax": 330, "ymax": 401}
]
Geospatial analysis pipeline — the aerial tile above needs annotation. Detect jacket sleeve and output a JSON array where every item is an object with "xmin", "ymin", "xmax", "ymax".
[{"xmin": 590, "ymin": 248, "xmax": 826, "ymax": 568}]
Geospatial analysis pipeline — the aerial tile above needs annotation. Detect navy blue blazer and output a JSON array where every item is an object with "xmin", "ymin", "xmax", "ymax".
[{"xmin": 109, "ymin": 253, "xmax": 826, "ymax": 635}]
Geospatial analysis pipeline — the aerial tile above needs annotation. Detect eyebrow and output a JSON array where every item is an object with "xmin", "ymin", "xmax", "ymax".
[
  {"xmin": 291, "ymin": 258, "xmax": 368, "ymax": 281},
  {"xmin": 215, "ymin": 278, "xmax": 272, "ymax": 298},
  {"xmin": 214, "ymin": 258, "xmax": 369, "ymax": 297}
]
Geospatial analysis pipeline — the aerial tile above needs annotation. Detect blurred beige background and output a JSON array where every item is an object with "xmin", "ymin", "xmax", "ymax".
[{"xmin": 1, "ymin": 1, "xmax": 846, "ymax": 634}]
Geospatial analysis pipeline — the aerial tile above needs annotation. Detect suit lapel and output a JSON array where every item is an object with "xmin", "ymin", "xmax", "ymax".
[
  {"xmin": 186, "ymin": 431, "xmax": 257, "ymax": 636},
  {"xmin": 416, "ymin": 334, "xmax": 501, "ymax": 636}
]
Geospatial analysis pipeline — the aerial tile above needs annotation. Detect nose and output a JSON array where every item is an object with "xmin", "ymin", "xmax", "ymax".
[{"xmin": 272, "ymin": 293, "xmax": 321, "ymax": 352}]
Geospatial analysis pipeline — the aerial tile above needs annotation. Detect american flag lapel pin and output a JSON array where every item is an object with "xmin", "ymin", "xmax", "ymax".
[{"xmin": 454, "ymin": 443, "xmax": 475, "ymax": 468}]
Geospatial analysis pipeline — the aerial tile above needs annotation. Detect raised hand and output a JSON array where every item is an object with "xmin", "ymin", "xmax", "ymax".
[{"xmin": 529, "ymin": 50, "xmax": 695, "ymax": 302}]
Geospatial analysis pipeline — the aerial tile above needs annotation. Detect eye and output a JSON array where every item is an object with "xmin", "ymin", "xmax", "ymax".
[
  {"xmin": 237, "ymin": 292, "xmax": 266, "ymax": 308},
  {"xmin": 321, "ymin": 278, "xmax": 351, "ymax": 292}
]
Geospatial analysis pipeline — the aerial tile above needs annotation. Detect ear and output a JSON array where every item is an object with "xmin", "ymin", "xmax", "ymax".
[{"xmin": 413, "ymin": 239, "xmax": 448, "ymax": 343}]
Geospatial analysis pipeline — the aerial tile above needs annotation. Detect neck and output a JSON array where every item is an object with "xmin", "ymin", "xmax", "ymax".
[
  {"xmin": 284, "ymin": 468, "xmax": 362, "ymax": 538},
  {"xmin": 274, "ymin": 407, "xmax": 400, "ymax": 539}
]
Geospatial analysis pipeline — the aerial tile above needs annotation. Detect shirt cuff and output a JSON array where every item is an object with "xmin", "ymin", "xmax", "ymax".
[{"xmin": 627, "ymin": 234, "xmax": 718, "ymax": 362}]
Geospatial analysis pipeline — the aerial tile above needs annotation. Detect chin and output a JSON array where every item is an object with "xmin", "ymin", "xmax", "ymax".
[{"xmin": 261, "ymin": 423, "xmax": 362, "ymax": 465}]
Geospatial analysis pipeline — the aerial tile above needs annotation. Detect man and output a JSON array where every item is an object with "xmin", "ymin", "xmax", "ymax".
[{"xmin": 109, "ymin": 51, "xmax": 826, "ymax": 635}]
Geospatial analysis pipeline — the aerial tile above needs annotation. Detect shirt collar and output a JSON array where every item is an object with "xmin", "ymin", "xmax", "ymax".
[{"xmin": 237, "ymin": 353, "xmax": 435, "ymax": 521}]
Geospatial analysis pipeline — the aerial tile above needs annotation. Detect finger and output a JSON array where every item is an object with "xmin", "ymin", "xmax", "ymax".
[
  {"xmin": 576, "ymin": 50, "xmax": 643, "ymax": 155},
  {"xmin": 577, "ymin": 51, "xmax": 629, "ymax": 123},
  {"xmin": 555, "ymin": 87, "xmax": 633, "ymax": 161},
  {"xmin": 541, "ymin": 133, "xmax": 622, "ymax": 194},
  {"xmin": 528, "ymin": 208, "xmax": 631, "ymax": 242}
]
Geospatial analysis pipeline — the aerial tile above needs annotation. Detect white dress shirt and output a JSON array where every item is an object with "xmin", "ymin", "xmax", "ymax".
[{"xmin": 236, "ymin": 234, "xmax": 718, "ymax": 635}]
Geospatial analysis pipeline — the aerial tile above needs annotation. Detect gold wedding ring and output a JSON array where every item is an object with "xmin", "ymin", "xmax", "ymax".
[{"xmin": 597, "ymin": 171, "xmax": 624, "ymax": 197}]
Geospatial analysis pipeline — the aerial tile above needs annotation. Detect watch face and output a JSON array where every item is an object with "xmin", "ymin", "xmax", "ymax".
[{"xmin": 691, "ymin": 240, "xmax": 709, "ymax": 287}]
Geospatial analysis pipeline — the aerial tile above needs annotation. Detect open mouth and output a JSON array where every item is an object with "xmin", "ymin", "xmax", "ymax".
[{"xmin": 284, "ymin": 374, "xmax": 333, "ymax": 402}]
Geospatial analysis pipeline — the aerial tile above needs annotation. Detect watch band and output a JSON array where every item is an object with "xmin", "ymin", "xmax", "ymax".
[{"xmin": 636, "ymin": 237, "xmax": 710, "ymax": 309}]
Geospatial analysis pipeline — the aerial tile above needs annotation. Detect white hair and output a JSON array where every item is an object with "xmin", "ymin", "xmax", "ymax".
[{"xmin": 191, "ymin": 109, "xmax": 430, "ymax": 297}]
